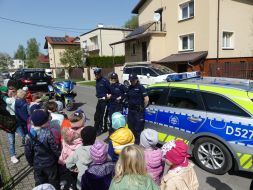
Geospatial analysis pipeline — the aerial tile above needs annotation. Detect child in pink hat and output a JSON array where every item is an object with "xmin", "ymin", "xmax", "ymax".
[
  {"xmin": 160, "ymin": 140, "xmax": 199, "ymax": 190},
  {"xmin": 81, "ymin": 139, "xmax": 115, "ymax": 190}
]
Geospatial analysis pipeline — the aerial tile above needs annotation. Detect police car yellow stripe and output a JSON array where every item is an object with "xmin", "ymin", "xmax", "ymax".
[
  {"xmin": 158, "ymin": 132, "xmax": 189, "ymax": 144},
  {"xmin": 158, "ymin": 132, "xmax": 167, "ymax": 142},
  {"xmin": 170, "ymin": 83, "xmax": 198, "ymax": 89},
  {"xmin": 237, "ymin": 153, "xmax": 252, "ymax": 170}
]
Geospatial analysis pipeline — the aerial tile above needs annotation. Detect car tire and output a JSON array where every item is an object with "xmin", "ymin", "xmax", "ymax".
[
  {"xmin": 123, "ymin": 80, "xmax": 130, "ymax": 87},
  {"xmin": 193, "ymin": 137, "xmax": 233, "ymax": 175}
]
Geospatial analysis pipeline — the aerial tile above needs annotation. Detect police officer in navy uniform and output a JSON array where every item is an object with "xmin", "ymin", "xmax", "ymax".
[
  {"xmin": 107, "ymin": 72, "xmax": 127, "ymax": 134},
  {"xmin": 94, "ymin": 68, "xmax": 111, "ymax": 136},
  {"xmin": 126, "ymin": 73, "xmax": 149, "ymax": 144}
]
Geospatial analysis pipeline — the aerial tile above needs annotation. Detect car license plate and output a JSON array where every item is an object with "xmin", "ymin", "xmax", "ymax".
[{"xmin": 36, "ymin": 82, "xmax": 47, "ymax": 85}]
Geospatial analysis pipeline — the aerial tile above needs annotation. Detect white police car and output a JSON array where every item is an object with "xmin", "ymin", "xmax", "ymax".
[
  {"xmin": 145, "ymin": 72, "xmax": 253, "ymax": 174},
  {"xmin": 122, "ymin": 62, "xmax": 175, "ymax": 86}
]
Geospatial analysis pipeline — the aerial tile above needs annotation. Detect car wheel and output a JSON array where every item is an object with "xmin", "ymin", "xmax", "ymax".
[
  {"xmin": 193, "ymin": 137, "xmax": 233, "ymax": 175},
  {"xmin": 123, "ymin": 80, "xmax": 130, "ymax": 87}
]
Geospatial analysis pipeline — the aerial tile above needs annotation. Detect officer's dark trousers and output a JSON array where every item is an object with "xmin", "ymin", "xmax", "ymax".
[
  {"xmin": 127, "ymin": 109, "xmax": 144, "ymax": 144},
  {"xmin": 109, "ymin": 103, "xmax": 122, "ymax": 133},
  {"xmin": 34, "ymin": 164, "xmax": 59, "ymax": 189},
  {"xmin": 94, "ymin": 99, "xmax": 108, "ymax": 133}
]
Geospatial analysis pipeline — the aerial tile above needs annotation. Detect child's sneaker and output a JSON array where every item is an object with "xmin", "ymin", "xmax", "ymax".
[{"xmin": 11, "ymin": 156, "xmax": 19, "ymax": 164}]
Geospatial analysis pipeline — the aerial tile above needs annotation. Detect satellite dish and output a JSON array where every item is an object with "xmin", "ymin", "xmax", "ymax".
[{"xmin": 153, "ymin": 13, "xmax": 160, "ymax": 22}]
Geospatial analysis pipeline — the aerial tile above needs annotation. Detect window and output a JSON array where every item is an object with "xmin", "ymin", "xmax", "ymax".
[
  {"xmin": 148, "ymin": 87, "xmax": 168, "ymax": 106},
  {"xmin": 167, "ymin": 88, "xmax": 204, "ymax": 110},
  {"xmin": 142, "ymin": 68, "xmax": 158, "ymax": 77},
  {"xmin": 180, "ymin": 1, "xmax": 194, "ymax": 20},
  {"xmin": 124, "ymin": 68, "xmax": 132, "ymax": 74},
  {"xmin": 132, "ymin": 67, "xmax": 142, "ymax": 75},
  {"xmin": 222, "ymin": 32, "xmax": 234, "ymax": 49},
  {"xmin": 180, "ymin": 34, "xmax": 194, "ymax": 51},
  {"xmin": 82, "ymin": 40, "xmax": 87, "ymax": 49},
  {"xmin": 202, "ymin": 92, "xmax": 250, "ymax": 117}
]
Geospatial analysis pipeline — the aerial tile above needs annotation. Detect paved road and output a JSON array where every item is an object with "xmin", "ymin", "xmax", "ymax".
[{"xmin": 75, "ymin": 85, "xmax": 253, "ymax": 190}]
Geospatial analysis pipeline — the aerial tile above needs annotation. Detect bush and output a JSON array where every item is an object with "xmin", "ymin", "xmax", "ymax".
[{"xmin": 86, "ymin": 56, "xmax": 125, "ymax": 68}]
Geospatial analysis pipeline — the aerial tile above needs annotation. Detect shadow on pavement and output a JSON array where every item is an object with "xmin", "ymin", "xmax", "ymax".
[
  {"xmin": 250, "ymin": 180, "xmax": 253, "ymax": 190},
  {"xmin": 4, "ymin": 165, "xmax": 33, "ymax": 190},
  {"xmin": 74, "ymin": 102, "xmax": 86, "ymax": 108},
  {"xmin": 228, "ymin": 170, "xmax": 253, "ymax": 179},
  {"xmin": 206, "ymin": 177, "xmax": 233, "ymax": 190}
]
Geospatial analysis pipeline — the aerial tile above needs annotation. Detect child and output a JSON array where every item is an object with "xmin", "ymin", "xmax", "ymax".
[
  {"xmin": 25, "ymin": 110, "xmax": 61, "ymax": 189},
  {"xmin": 66, "ymin": 126, "xmax": 96, "ymax": 190},
  {"xmin": 81, "ymin": 139, "xmax": 115, "ymax": 190},
  {"xmin": 140, "ymin": 129, "xmax": 163, "ymax": 185},
  {"xmin": 58, "ymin": 110, "xmax": 86, "ymax": 164},
  {"xmin": 2, "ymin": 89, "xmax": 25, "ymax": 164},
  {"xmin": 15, "ymin": 89, "xmax": 29, "ymax": 134},
  {"xmin": 160, "ymin": 140, "xmax": 199, "ymax": 190},
  {"xmin": 108, "ymin": 112, "xmax": 135, "ymax": 162},
  {"xmin": 109, "ymin": 145, "xmax": 159, "ymax": 190},
  {"xmin": 44, "ymin": 101, "xmax": 64, "ymax": 145}
]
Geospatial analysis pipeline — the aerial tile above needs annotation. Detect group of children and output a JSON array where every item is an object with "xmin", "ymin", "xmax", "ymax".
[{"xmin": 0, "ymin": 83, "xmax": 199, "ymax": 190}]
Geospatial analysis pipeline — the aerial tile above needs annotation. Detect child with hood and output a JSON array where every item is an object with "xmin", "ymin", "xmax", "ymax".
[
  {"xmin": 58, "ymin": 110, "xmax": 86, "ymax": 164},
  {"xmin": 25, "ymin": 109, "xmax": 61, "ymax": 189},
  {"xmin": 140, "ymin": 129, "xmax": 163, "ymax": 185},
  {"xmin": 160, "ymin": 140, "xmax": 199, "ymax": 190},
  {"xmin": 66, "ymin": 126, "xmax": 96, "ymax": 190},
  {"xmin": 81, "ymin": 139, "xmax": 115, "ymax": 190},
  {"xmin": 108, "ymin": 112, "xmax": 135, "ymax": 162},
  {"xmin": 15, "ymin": 89, "xmax": 29, "ymax": 134}
]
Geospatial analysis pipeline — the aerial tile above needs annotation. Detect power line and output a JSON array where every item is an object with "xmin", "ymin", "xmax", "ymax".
[{"xmin": 0, "ymin": 16, "xmax": 92, "ymax": 33}]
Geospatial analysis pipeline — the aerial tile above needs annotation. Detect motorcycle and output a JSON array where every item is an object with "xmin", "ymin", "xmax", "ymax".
[{"xmin": 48, "ymin": 80, "xmax": 76, "ymax": 111}]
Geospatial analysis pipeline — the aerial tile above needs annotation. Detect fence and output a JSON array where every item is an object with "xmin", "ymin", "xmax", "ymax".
[{"xmin": 208, "ymin": 62, "xmax": 253, "ymax": 79}]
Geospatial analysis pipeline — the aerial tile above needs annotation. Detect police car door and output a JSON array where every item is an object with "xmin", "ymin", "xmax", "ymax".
[
  {"xmin": 155, "ymin": 86, "xmax": 206, "ymax": 142},
  {"xmin": 145, "ymin": 86, "xmax": 170, "ymax": 131}
]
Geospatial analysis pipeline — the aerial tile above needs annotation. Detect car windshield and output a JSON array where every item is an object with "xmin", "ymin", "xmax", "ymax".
[
  {"xmin": 151, "ymin": 64, "xmax": 175, "ymax": 75},
  {"xmin": 25, "ymin": 72, "xmax": 47, "ymax": 79}
]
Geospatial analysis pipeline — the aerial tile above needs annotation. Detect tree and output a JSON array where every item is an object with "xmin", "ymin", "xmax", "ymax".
[
  {"xmin": 0, "ymin": 53, "xmax": 12, "ymax": 70},
  {"xmin": 14, "ymin": 45, "xmax": 26, "ymax": 60},
  {"xmin": 124, "ymin": 15, "xmax": 138, "ymax": 29},
  {"xmin": 60, "ymin": 47, "xmax": 84, "ymax": 68},
  {"xmin": 26, "ymin": 38, "xmax": 40, "ymax": 68}
]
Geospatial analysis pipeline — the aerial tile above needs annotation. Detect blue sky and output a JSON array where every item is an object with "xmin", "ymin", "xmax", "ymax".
[{"xmin": 0, "ymin": 0, "xmax": 139, "ymax": 57}]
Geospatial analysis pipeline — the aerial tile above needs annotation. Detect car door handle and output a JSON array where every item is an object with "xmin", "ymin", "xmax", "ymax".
[{"xmin": 187, "ymin": 116, "xmax": 202, "ymax": 123}]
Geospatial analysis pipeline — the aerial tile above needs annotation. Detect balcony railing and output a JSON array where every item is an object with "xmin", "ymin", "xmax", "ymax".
[
  {"xmin": 147, "ymin": 22, "xmax": 166, "ymax": 32},
  {"xmin": 85, "ymin": 44, "xmax": 99, "ymax": 52}
]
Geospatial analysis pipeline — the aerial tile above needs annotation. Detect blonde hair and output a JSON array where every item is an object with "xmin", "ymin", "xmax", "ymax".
[
  {"xmin": 113, "ymin": 145, "xmax": 147, "ymax": 183},
  {"xmin": 16, "ymin": 89, "xmax": 27, "ymax": 99}
]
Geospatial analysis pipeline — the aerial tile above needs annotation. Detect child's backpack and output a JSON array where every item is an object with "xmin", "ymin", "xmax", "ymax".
[{"xmin": 0, "ymin": 114, "xmax": 17, "ymax": 133}]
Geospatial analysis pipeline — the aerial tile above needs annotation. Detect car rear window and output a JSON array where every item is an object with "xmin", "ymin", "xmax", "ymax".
[{"xmin": 24, "ymin": 72, "xmax": 47, "ymax": 79}]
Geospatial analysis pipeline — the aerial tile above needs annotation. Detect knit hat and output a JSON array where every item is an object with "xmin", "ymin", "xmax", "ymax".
[
  {"xmin": 165, "ymin": 140, "xmax": 190, "ymax": 167},
  {"xmin": 0, "ymin": 86, "xmax": 8, "ymax": 93},
  {"xmin": 140, "ymin": 129, "xmax": 158, "ymax": 148},
  {"xmin": 30, "ymin": 104, "xmax": 42, "ymax": 114},
  {"xmin": 31, "ymin": 110, "xmax": 50, "ymax": 126},
  {"xmin": 90, "ymin": 139, "xmax": 108, "ymax": 164},
  {"xmin": 81, "ymin": 126, "xmax": 96, "ymax": 146},
  {"xmin": 70, "ymin": 110, "xmax": 86, "ymax": 129},
  {"xmin": 112, "ymin": 112, "xmax": 126, "ymax": 130}
]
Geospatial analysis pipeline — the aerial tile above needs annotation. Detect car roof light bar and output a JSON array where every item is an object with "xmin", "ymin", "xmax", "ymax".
[{"xmin": 166, "ymin": 71, "xmax": 201, "ymax": 82}]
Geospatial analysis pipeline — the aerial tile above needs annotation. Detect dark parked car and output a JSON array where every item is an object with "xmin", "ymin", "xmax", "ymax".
[{"xmin": 8, "ymin": 69, "xmax": 53, "ymax": 92}]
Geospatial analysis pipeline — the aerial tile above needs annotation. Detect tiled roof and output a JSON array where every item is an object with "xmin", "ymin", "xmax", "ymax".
[
  {"xmin": 37, "ymin": 54, "xmax": 49, "ymax": 63},
  {"xmin": 44, "ymin": 35, "xmax": 79, "ymax": 49},
  {"xmin": 157, "ymin": 51, "xmax": 208, "ymax": 63}
]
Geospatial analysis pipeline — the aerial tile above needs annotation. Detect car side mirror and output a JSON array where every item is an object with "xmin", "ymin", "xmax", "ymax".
[{"xmin": 146, "ymin": 73, "xmax": 150, "ymax": 78}]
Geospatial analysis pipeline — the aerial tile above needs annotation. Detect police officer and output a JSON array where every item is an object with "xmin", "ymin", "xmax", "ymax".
[
  {"xmin": 94, "ymin": 68, "xmax": 111, "ymax": 136},
  {"xmin": 107, "ymin": 72, "xmax": 127, "ymax": 133},
  {"xmin": 126, "ymin": 73, "xmax": 149, "ymax": 144}
]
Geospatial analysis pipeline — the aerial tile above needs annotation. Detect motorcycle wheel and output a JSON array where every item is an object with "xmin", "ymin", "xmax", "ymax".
[{"xmin": 66, "ymin": 101, "xmax": 74, "ymax": 111}]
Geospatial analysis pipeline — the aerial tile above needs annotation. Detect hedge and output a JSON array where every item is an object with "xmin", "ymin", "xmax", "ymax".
[{"xmin": 86, "ymin": 56, "xmax": 125, "ymax": 68}]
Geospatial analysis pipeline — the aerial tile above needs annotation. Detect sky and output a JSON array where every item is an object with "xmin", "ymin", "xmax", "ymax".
[{"xmin": 0, "ymin": 0, "xmax": 139, "ymax": 57}]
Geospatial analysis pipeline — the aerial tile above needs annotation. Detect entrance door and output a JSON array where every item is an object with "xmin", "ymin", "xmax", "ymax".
[{"xmin": 142, "ymin": 42, "xmax": 147, "ymax": 61}]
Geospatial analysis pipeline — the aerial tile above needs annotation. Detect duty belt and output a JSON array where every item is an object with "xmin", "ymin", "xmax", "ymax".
[{"xmin": 98, "ymin": 97, "xmax": 106, "ymax": 100}]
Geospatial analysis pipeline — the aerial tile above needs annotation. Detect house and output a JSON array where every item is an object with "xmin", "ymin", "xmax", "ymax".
[
  {"xmin": 37, "ymin": 54, "xmax": 50, "ymax": 68},
  {"xmin": 80, "ymin": 25, "xmax": 132, "ymax": 57},
  {"xmin": 44, "ymin": 35, "xmax": 80, "ymax": 77},
  {"xmin": 9, "ymin": 59, "xmax": 24, "ymax": 69},
  {"xmin": 111, "ymin": 0, "xmax": 253, "ymax": 77}
]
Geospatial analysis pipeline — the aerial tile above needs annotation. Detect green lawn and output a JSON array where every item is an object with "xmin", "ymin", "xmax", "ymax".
[
  {"xmin": 78, "ymin": 81, "xmax": 96, "ymax": 87},
  {"xmin": 0, "ymin": 153, "xmax": 10, "ymax": 190}
]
